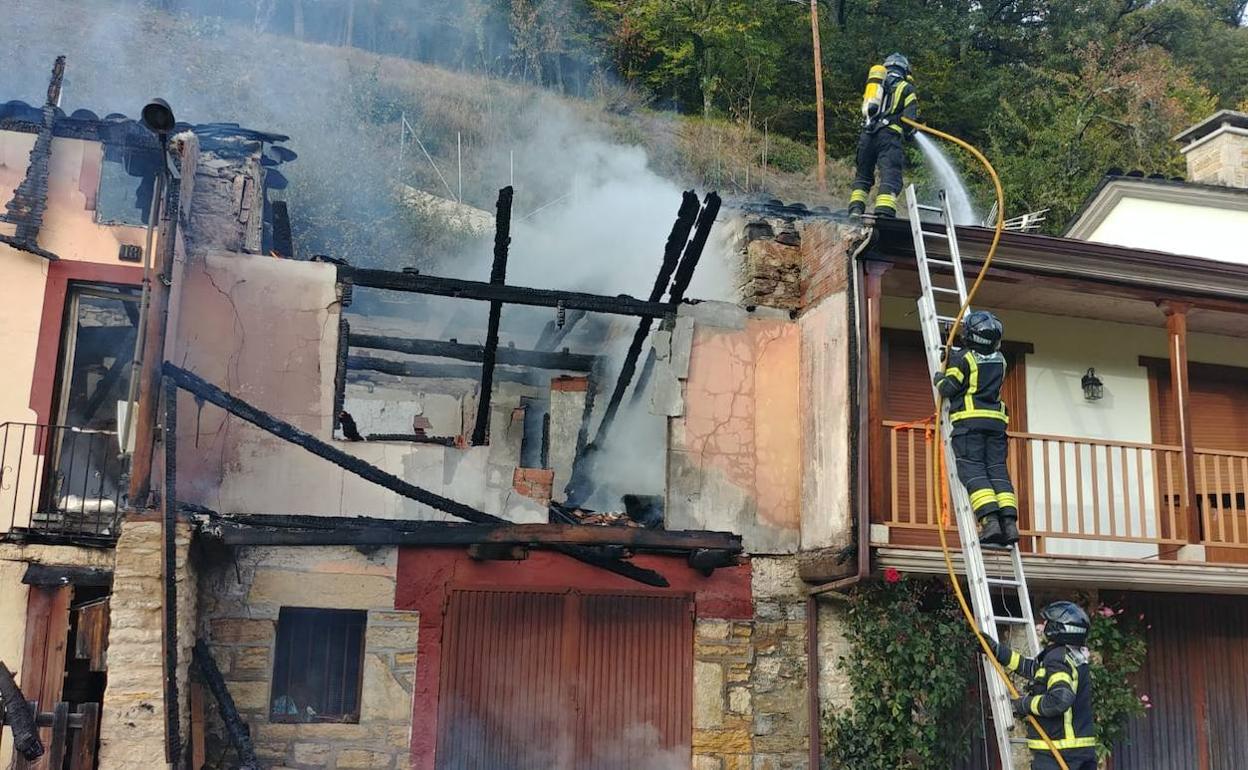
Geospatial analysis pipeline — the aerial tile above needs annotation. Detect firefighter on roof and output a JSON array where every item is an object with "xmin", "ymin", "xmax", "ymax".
[
  {"xmin": 933, "ymin": 310, "xmax": 1019, "ymax": 546},
  {"xmin": 848, "ymin": 52, "xmax": 918, "ymax": 218},
  {"xmin": 984, "ymin": 601, "xmax": 1099, "ymax": 769}
]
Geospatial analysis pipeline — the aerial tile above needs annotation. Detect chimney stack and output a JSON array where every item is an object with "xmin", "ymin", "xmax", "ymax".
[{"xmin": 1175, "ymin": 110, "xmax": 1248, "ymax": 189}]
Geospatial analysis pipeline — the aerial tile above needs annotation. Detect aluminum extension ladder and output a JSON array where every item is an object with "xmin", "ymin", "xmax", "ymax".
[{"xmin": 904, "ymin": 184, "xmax": 1041, "ymax": 769}]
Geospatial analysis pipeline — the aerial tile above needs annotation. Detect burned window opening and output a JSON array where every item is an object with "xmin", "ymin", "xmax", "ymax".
[
  {"xmin": 519, "ymin": 396, "xmax": 549, "ymax": 469},
  {"xmin": 269, "ymin": 608, "xmax": 366, "ymax": 724},
  {"xmin": 95, "ymin": 144, "xmax": 160, "ymax": 227}
]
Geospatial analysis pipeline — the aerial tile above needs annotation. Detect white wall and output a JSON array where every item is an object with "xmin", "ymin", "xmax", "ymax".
[
  {"xmin": 882, "ymin": 297, "xmax": 1248, "ymax": 557},
  {"xmin": 1087, "ymin": 196, "xmax": 1248, "ymax": 265}
]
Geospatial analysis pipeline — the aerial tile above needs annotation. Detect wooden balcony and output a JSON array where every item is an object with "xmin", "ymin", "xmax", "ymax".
[{"xmin": 877, "ymin": 421, "xmax": 1248, "ymax": 564}]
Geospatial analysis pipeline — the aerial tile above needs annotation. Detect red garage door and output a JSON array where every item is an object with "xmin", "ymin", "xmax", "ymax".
[{"xmin": 434, "ymin": 589, "xmax": 693, "ymax": 770}]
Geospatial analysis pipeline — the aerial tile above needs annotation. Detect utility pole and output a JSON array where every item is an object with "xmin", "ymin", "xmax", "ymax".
[{"xmin": 809, "ymin": 0, "xmax": 827, "ymax": 191}]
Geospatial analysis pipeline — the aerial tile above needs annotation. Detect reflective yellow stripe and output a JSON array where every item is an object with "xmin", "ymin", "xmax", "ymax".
[
  {"xmin": 969, "ymin": 489, "xmax": 997, "ymax": 509},
  {"xmin": 1028, "ymin": 737, "xmax": 1098, "ymax": 750},
  {"xmin": 1065, "ymin": 658, "xmax": 1080, "ymax": 740},
  {"xmin": 904, "ymin": 93, "xmax": 917, "ymax": 106},
  {"xmin": 996, "ymin": 491, "xmax": 1018, "ymax": 508},
  {"xmin": 874, "ymin": 194, "xmax": 897, "ymax": 207},
  {"xmin": 964, "ymin": 353, "xmax": 978, "ymax": 415},
  {"xmin": 1047, "ymin": 672, "xmax": 1073, "ymax": 688},
  {"xmin": 1028, "ymin": 695, "xmax": 1043, "ymax": 716},
  {"xmin": 950, "ymin": 408, "xmax": 1009, "ymax": 422},
  {"xmin": 891, "ymin": 81, "xmax": 907, "ymax": 109},
  {"xmin": 944, "ymin": 367, "xmax": 964, "ymax": 382},
  {"xmin": 889, "ymin": 123, "xmax": 904, "ymax": 135},
  {"xmin": 850, "ymin": 189, "xmax": 869, "ymax": 203},
  {"xmin": 1035, "ymin": 667, "xmax": 1046, "ymax": 679},
  {"xmin": 1007, "ymin": 651, "xmax": 1021, "ymax": 672}
]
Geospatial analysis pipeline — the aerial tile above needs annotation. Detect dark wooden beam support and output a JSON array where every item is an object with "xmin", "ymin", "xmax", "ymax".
[
  {"xmin": 192, "ymin": 641, "xmax": 259, "ymax": 770},
  {"xmin": 346, "ymin": 355, "xmax": 551, "ymax": 387},
  {"xmin": 201, "ymin": 515, "xmax": 744, "ymax": 552},
  {"xmin": 336, "ymin": 267, "xmax": 675, "ymax": 319},
  {"xmin": 468, "ymin": 543, "xmax": 529, "ymax": 561},
  {"xmin": 1161, "ymin": 301, "xmax": 1201, "ymax": 544},
  {"xmin": 472, "ymin": 187, "xmax": 514, "ymax": 446},
  {"xmin": 163, "ymin": 364, "xmax": 671, "ymax": 586},
  {"xmin": 161, "ymin": 378, "xmax": 182, "ymax": 765},
  {"xmin": 349, "ymin": 333, "xmax": 596, "ymax": 371},
  {"xmin": 593, "ymin": 191, "xmax": 699, "ymax": 446},
  {"xmin": 21, "ymin": 564, "xmax": 112, "ymax": 588}
]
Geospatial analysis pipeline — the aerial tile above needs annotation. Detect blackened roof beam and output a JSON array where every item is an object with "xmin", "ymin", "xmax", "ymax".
[
  {"xmin": 349, "ymin": 333, "xmax": 597, "ymax": 371},
  {"xmin": 337, "ymin": 266, "xmax": 676, "ymax": 319}
]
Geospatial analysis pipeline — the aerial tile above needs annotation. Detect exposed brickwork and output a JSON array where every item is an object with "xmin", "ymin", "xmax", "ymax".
[
  {"xmin": 512, "ymin": 467, "xmax": 555, "ymax": 503},
  {"xmin": 550, "ymin": 374, "xmax": 589, "ymax": 392},
  {"xmin": 741, "ymin": 225, "xmax": 802, "ymax": 310},
  {"xmin": 800, "ymin": 221, "xmax": 864, "ymax": 309}
]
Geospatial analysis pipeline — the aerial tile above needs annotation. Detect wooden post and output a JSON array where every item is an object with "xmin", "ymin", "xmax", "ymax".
[
  {"xmin": 809, "ymin": 0, "xmax": 827, "ymax": 191},
  {"xmin": 1161, "ymin": 301, "xmax": 1200, "ymax": 544},
  {"xmin": 865, "ymin": 261, "xmax": 891, "ymax": 520}
]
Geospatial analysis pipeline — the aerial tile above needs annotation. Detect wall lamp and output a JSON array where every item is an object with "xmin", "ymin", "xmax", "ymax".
[{"xmin": 1082, "ymin": 368, "xmax": 1104, "ymax": 401}]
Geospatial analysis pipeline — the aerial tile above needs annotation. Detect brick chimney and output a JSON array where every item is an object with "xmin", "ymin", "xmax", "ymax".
[{"xmin": 1175, "ymin": 110, "xmax": 1248, "ymax": 188}]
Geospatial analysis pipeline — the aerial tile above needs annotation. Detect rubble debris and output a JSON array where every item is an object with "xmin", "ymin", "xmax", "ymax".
[{"xmin": 0, "ymin": 661, "xmax": 43, "ymax": 760}]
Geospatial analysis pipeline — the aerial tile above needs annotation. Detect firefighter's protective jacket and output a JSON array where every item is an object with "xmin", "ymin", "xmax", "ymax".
[
  {"xmin": 987, "ymin": 640, "xmax": 1098, "ymax": 753},
  {"xmin": 860, "ymin": 65, "xmax": 917, "ymax": 137},
  {"xmin": 934, "ymin": 348, "xmax": 1008, "ymax": 432}
]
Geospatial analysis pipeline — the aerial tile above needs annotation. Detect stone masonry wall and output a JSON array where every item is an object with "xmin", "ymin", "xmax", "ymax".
[
  {"xmin": 693, "ymin": 557, "xmax": 810, "ymax": 770},
  {"xmin": 198, "ymin": 545, "xmax": 415, "ymax": 770},
  {"xmin": 98, "ymin": 517, "xmax": 196, "ymax": 770}
]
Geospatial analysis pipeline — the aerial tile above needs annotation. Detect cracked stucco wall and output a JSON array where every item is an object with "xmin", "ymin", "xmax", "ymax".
[
  {"xmin": 666, "ymin": 302, "xmax": 802, "ymax": 554},
  {"xmin": 167, "ymin": 250, "xmax": 545, "ymax": 521}
]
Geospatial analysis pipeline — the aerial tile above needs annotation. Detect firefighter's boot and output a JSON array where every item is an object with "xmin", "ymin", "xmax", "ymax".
[
  {"xmin": 978, "ymin": 514, "xmax": 1008, "ymax": 547},
  {"xmin": 848, "ymin": 201, "xmax": 866, "ymax": 217},
  {"xmin": 1000, "ymin": 513, "xmax": 1020, "ymax": 546}
]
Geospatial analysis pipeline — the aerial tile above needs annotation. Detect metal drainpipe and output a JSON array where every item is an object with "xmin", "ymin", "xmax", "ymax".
[
  {"xmin": 119, "ymin": 149, "xmax": 166, "ymax": 461},
  {"xmin": 806, "ymin": 224, "xmax": 879, "ymax": 769}
]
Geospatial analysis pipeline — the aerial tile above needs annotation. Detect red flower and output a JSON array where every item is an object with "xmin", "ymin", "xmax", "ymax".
[{"xmin": 884, "ymin": 567, "xmax": 902, "ymax": 584}]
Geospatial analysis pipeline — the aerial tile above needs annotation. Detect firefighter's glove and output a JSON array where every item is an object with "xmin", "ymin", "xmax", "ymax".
[
  {"xmin": 933, "ymin": 372, "xmax": 945, "ymax": 386},
  {"xmin": 1011, "ymin": 697, "xmax": 1031, "ymax": 718}
]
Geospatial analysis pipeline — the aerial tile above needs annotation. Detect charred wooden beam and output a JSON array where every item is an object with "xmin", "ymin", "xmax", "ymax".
[
  {"xmin": 3, "ymin": 56, "xmax": 64, "ymax": 253},
  {"xmin": 0, "ymin": 661, "xmax": 43, "ymax": 760},
  {"xmin": 163, "ymin": 365, "xmax": 670, "ymax": 586},
  {"xmin": 472, "ymin": 187, "xmax": 514, "ymax": 446},
  {"xmin": 468, "ymin": 543, "xmax": 529, "ymax": 561},
  {"xmin": 202, "ymin": 515, "xmax": 743, "ymax": 552},
  {"xmin": 21, "ymin": 564, "xmax": 112, "ymax": 588},
  {"xmin": 346, "ymin": 355, "xmax": 550, "ymax": 387},
  {"xmin": 688, "ymin": 548, "xmax": 742, "ymax": 575},
  {"xmin": 534, "ymin": 308, "xmax": 586, "ymax": 351},
  {"xmin": 593, "ymin": 191, "xmax": 699, "ymax": 446},
  {"xmin": 164, "ymin": 364, "xmax": 501, "ymax": 525},
  {"xmin": 349, "ymin": 333, "xmax": 596, "ymax": 371},
  {"xmin": 336, "ymin": 267, "xmax": 674, "ymax": 319},
  {"xmin": 332, "ymin": 317, "xmax": 349, "ymax": 434},
  {"xmin": 192, "ymin": 641, "xmax": 259, "ymax": 770},
  {"xmin": 162, "ymin": 379, "xmax": 183, "ymax": 764}
]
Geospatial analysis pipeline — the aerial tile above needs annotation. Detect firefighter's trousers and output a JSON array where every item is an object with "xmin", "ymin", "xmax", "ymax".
[
  {"xmin": 850, "ymin": 128, "xmax": 904, "ymax": 214},
  {"xmin": 951, "ymin": 429, "xmax": 1017, "ymax": 520}
]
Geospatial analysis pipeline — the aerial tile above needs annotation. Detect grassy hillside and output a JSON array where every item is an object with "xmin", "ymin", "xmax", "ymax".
[{"xmin": 1, "ymin": 0, "xmax": 863, "ymax": 269}]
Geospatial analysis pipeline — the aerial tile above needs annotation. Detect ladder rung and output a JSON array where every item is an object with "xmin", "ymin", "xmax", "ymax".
[
  {"xmin": 925, "ymin": 231, "xmax": 948, "ymax": 239},
  {"xmin": 936, "ymin": 315, "xmax": 959, "ymax": 324},
  {"xmin": 985, "ymin": 577, "xmax": 1020, "ymax": 588},
  {"xmin": 994, "ymin": 616, "xmax": 1030, "ymax": 626},
  {"xmin": 931, "ymin": 286, "xmax": 961, "ymax": 295},
  {"xmin": 916, "ymin": 203, "xmax": 942, "ymax": 212}
]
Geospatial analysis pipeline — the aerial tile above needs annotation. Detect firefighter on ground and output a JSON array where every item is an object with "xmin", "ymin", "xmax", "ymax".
[
  {"xmin": 984, "ymin": 601, "xmax": 1098, "ymax": 770},
  {"xmin": 848, "ymin": 52, "xmax": 918, "ymax": 218},
  {"xmin": 933, "ymin": 309, "xmax": 1019, "ymax": 546}
]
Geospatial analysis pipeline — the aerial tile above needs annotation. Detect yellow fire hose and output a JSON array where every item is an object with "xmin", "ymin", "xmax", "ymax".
[{"xmin": 901, "ymin": 116, "xmax": 1071, "ymax": 770}]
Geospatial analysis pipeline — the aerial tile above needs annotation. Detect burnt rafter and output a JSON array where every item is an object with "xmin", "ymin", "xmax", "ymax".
[
  {"xmin": 2, "ymin": 56, "xmax": 65, "ymax": 260},
  {"xmin": 337, "ymin": 266, "xmax": 675, "ymax": 319},
  {"xmin": 346, "ymin": 355, "xmax": 552, "ymax": 387},
  {"xmin": 192, "ymin": 641, "xmax": 260, "ymax": 770},
  {"xmin": 349, "ymin": 333, "xmax": 597, "ymax": 371},
  {"xmin": 161, "ymin": 364, "xmax": 671, "ymax": 586},
  {"xmin": 472, "ymin": 186, "xmax": 514, "ymax": 446},
  {"xmin": 200, "ymin": 514, "xmax": 743, "ymax": 552}
]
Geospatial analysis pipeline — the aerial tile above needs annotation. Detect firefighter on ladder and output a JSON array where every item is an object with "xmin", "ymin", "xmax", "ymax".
[
  {"xmin": 984, "ymin": 602, "xmax": 1099, "ymax": 769},
  {"xmin": 848, "ymin": 52, "xmax": 917, "ymax": 218},
  {"xmin": 933, "ymin": 310, "xmax": 1020, "ymax": 546}
]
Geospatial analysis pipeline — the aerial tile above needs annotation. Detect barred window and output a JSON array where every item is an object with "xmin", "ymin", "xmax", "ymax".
[{"xmin": 269, "ymin": 608, "xmax": 366, "ymax": 723}]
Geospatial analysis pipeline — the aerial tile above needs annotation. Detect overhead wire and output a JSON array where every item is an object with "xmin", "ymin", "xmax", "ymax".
[{"xmin": 900, "ymin": 116, "xmax": 1071, "ymax": 770}]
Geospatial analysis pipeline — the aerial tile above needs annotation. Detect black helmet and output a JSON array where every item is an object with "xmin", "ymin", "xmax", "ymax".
[
  {"xmin": 961, "ymin": 310, "xmax": 1003, "ymax": 354},
  {"xmin": 883, "ymin": 52, "xmax": 911, "ymax": 75},
  {"xmin": 1041, "ymin": 601, "xmax": 1090, "ymax": 646}
]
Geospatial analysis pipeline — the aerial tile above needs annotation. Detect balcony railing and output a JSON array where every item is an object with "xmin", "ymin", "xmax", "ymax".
[
  {"xmin": 0, "ymin": 422, "xmax": 125, "ymax": 541},
  {"xmin": 881, "ymin": 421, "xmax": 1248, "ymax": 557}
]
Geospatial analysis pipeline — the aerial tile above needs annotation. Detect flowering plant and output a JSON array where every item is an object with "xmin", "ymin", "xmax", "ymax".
[{"xmin": 1086, "ymin": 603, "xmax": 1150, "ymax": 759}]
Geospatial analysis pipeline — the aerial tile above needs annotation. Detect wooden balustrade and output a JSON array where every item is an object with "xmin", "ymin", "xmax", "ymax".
[{"xmin": 880, "ymin": 421, "xmax": 1213, "ymax": 550}]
